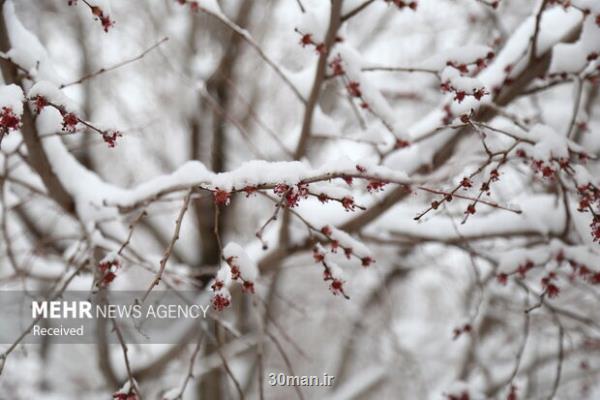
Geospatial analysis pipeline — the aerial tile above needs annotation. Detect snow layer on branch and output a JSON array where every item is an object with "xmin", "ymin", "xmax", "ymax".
[
  {"xmin": 495, "ymin": 240, "xmax": 600, "ymax": 275},
  {"xmin": 571, "ymin": 164, "xmax": 596, "ymax": 186},
  {"xmin": 550, "ymin": 1, "xmax": 600, "ymax": 73},
  {"xmin": 35, "ymin": 109, "xmax": 128, "ymax": 250},
  {"xmin": 528, "ymin": 123, "xmax": 569, "ymax": 160},
  {"xmin": 223, "ymin": 242, "xmax": 258, "ymax": 282},
  {"xmin": 314, "ymin": 243, "xmax": 344, "ymax": 280},
  {"xmin": 337, "ymin": 44, "xmax": 402, "ymax": 137},
  {"xmin": 28, "ymin": 81, "xmax": 79, "ymax": 113},
  {"xmin": 295, "ymin": 0, "xmax": 330, "ymax": 43},
  {"xmin": 479, "ymin": 6, "xmax": 581, "ymax": 90},
  {"xmin": 375, "ymin": 194, "xmax": 563, "ymax": 241},
  {"xmin": 109, "ymin": 157, "xmax": 409, "ymax": 208},
  {"xmin": 0, "ymin": 84, "xmax": 24, "ymax": 114},
  {"xmin": 2, "ymin": 1, "xmax": 56, "ymax": 80},
  {"xmin": 387, "ymin": 7, "xmax": 582, "ymax": 174},
  {"xmin": 328, "ymin": 226, "xmax": 372, "ymax": 258},
  {"xmin": 441, "ymin": 68, "xmax": 485, "ymax": 94}
]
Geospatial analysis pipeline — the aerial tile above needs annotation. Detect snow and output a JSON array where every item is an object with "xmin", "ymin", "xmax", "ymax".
[
  {"xmin": 295, "ymin": 0, "xmax": 330, "ymax": 43},
  {"xmin": 528, "ymin": 123, "xmax": 569, "ymax": 160},
  {"xmin": 108, "ymin": 157, "xmax": 410, "ymax": 208},
  {"xmin": 571, "ymin": 164, "xmax": 595, "ymax": 186},
  {"xmin": 0, "ymin": 84, "xmax": 24, "ymax": 114},
  {"xmin": 327, "ymin": 225, "xmax": 372, "ymax": 258},
  {"xmin": 314, "ymin": 243, "xmax": 344, "ymax": 279},
  {"xmin": 1, "ymin": 1, "xmax": 600, "ymax": 398},
  {"xmin": 375, "ymin": 194, "xmax": 564, "ymax": 241},
  {"xmin": 2, "ymin": 1, "xmax": 57, "ymax": 80},
  {"xmin": 28, "ymin": 81, "xmax": 79, "ymax": 113},
  {"xmin": 337, "ymin": 43, "xmax": 402, "ymax": 137},
  {"xmin": 196, "ymin": 0, "xmax": 224, "ymax": 17},
  {"xmin": 223, "ymin": 242, "xmax": 258, "ymax": 282},
  {"xmin": 550, "ymin": 10, "xmax": 600, "ymax": 74},
  {"xmin": 442, "ymin": 68, "xmax": 485, "ymax": 94}
]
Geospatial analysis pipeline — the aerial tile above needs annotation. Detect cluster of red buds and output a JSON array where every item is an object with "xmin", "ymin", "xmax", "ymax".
[
  {"xmin": 67, "ymin": 1, "xmax": 115, "ymax": 32},
  {"xmin": 506, "ymin": 385, "xmax": 518, "ymax": 400},
  {"xmin": 345, "ymin": 80, "xmax": 371, "ymax": 109},
  {"xmin": 97, "ymin": 257, "xmax": 120, "ymax": 287},
  {"xmin": 329, "ymin": 55, "xmax": 345, "ymax": 76},
  {"xmin": 446, "ymin": 51, "xmax": 495, "ymax": 74},
  {"xmin": 541, "ymin": 272, "xmax": 560, "ymax": 298},
  {"xmin": 497, "ymin": 249, "xmax": 600, "ymax": 301},
  {"xmin": 32, "ymin": 95, "xmax": 48, "ymax": 114},
  {"xmin": 384, "ymin": 0, "xmax": 418, "ymax": 10},
  {"xmin": 209, "ymin": 280, "xmax": 231, "ymax": 311},
  {"xmin": 592, "ymin": 216, "xmax": 600, "ymax": 243},
  {"xmin": 312, "ymin": 245, "xmax": 349, "ymax": 299},
  {"xmin": 61, "ymin": 111, "xmax": 79, "ymax": 133},
  {"xmin": 32, "ymin": 95, "xmax": 122, "ymax": 147},
  {"xmin": 452, "ymin": 323, "xmax": 472, "ymax": 340},
  {"xmin": 366, "ymin": 179, "xmax": 387, "ymax": 193},
  {"xmin": 112, "ymin": 392, "xmax": 137, "ymax": 400},
  {"xmin": 320, "ymin": 225, "xmax": 374, "ymax": 266},
  {"xmin": 175, "ymin": 0, "xmax": 200, "ymax": 12},
  {"xmin": 101, "ymin": 130, "xmax": 122, "ymax": 148},
  {"xmin": 274, "ymin": 182, "xmax": 309, "ymax": 208},
  {"xmin": 440, "ymin": 82, "xmax": 488, "ymax": 103},
  {"xmin": 0, "ymin": 107, "xmax": 21, "ymax": 134},
  {"xmin": 496, "ymin": 259, "xmax": 535, "ymax": 286},
  {"xmin": 224, "ymin": 255, "xmax": 255, "ymax": 294},
  {"xmin": 91, "ymin": 6, "xmax": 115, "ymax": 32},
  {"xmin": 576, "ymin": 183, "xmax": 600, "ymax": 213},
  {"xmin": 296, "ymin": 29, "xmax": 327, "ymax": 55},
  {"xmin": 213, "ymin": 188, "xmax": 231, "ymax": 206}
]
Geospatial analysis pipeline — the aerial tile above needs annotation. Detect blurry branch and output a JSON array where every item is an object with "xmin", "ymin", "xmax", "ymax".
[
  {"xmin": 566, "ymin": 76, "xmax": 583, "ymax": 138},
  {"xmin": 59, "ymin": 37, "xmax": 169, "ymax": 88},
  {"xmin": 547, "ymin": 316, "xmax": 564, "ymax": 400},
  {"xmin": 116, "ymin": 210, "xmax": 148, "ymax": 256},
  {"xmin": 0, "ymin": 255, "xmax": 89, "ymax": 375},
  {"xmin": 199, "ymin": 84, "xmax": 266, "ymax": 160},
  {"xmin": 341, "ymin": 0, "xmax": 376, "ymax": 22},
  {"xmin": 197, "ymin": 3, "xmax": 306, "ymax": 104},
  {"xmin": 529, "ymin": 0, "xmax": 549, "ymax": 63},
  {"xmin": 171, "ymin": 335, "xmax": 204, "ymax": 400},
  {"xmin": 223, "ymin": 77, "xmax": 294, "ymax": 158},
  {"xmin": 112, "ymin": 319, "xmax": 144, "ymax": 399},
  {"xmin": 295, "ymin": 0, "xmax": 306, "ymax": 13},
  {"xmin": 140, "ymin": 189, "xmax": 192, "ymax": 302},
  {"xmin": 340, "ymin": 27, "xmax": 581, "ymax": 234},
  {"xmin": 215, "ymin": 341, "xmax": 245, "ymax": 400},
  {"xmin": 0, "ymin": 163, "xmax": 22, "ymax": 274},
  {"xmin": 294, "ymin": 0, "xmax": 343, "ymax": 159},
  {"xmin": 332, "ymin": 266, "xmax": 410, "ymax": 385},
  {"xmin": 266, "ymin": 330, "xmax": 306, "ymax": 400},
  {"xmin": 0, "ymin": 1, "xmax": 75, "ymax": 214},
  {"xmin": 361, "ymin": 65, "xmax": 440, "ymax": 76}
]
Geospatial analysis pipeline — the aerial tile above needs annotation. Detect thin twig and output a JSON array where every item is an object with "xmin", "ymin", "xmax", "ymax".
[
  {"xmin": 341, "ymin": 0, "xmax": 376, "ymax": 22},
  {"xmin": 198, "ymin": 5, "xmax": 305, "ymax": 104},
  {"xmin": 112, "ymin": 319, "xmax": 143, "ymax": 400},
  {"xmin": 59, "ymin": 37, "xmax": 169, "ymax": 89},
  {"xmin": 140, "ymin": 189, "xmax": 192, "ymax": 302},
  {"xmin": 529, "ymin": 0, "xmax": 549, "ymax": 63},
  {"xmin": 173, "ymin": 335, "xmax": 204, "ymax": 400}
]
